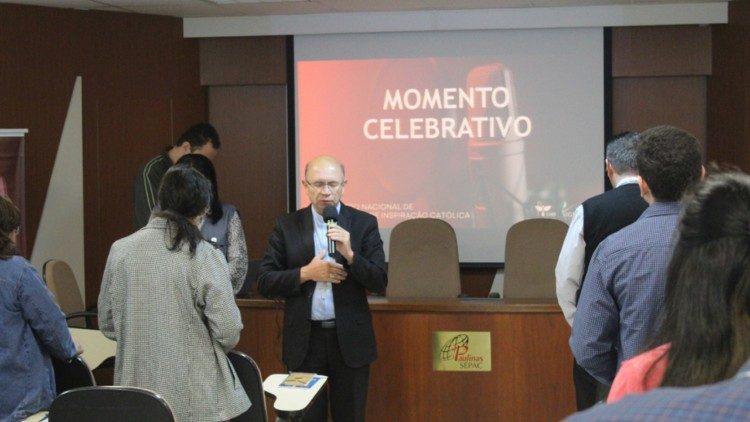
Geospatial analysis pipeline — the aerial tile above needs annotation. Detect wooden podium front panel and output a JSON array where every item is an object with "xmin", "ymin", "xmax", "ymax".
[
  {"xmin": 236, "ymin": 298, "xmax": 575, "ymax": 421},
  {"xmin": 368, "ymin": 305, "xmax": 574, "ymax": 421}
]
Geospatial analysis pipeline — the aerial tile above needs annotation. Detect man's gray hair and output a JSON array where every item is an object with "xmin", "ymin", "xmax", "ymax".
[{"xmin": 606, "ymin": 132, "xmax": 640, "ymax": 175}]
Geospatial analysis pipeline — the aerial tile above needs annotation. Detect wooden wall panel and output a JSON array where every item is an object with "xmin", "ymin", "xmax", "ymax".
[
  {"xmin": 707, "ymin": 1, "xmax": 750, "ymax": 171},
  {"xmin": 460, "ymin": 267, "xmax": 496, "ymax": 297},
  {"xmin": 200, "ymin": 36, "xmax": 289, "ymax": 264},
  {"xmin": 200, "ymin": 37, "xmax": 287, "ymax": 86},
  {"xmin": 82, "ymin": 13, "xmax": 206, "ymax": 306},
  {"xmin": 612, "ymin": 25, "xmax": 712, "ymax": 77},
  {"xmin": 613, "ymin": 76, "xmax": 707, "ymax": 147},
  {"xmin": 611, "ymin": 25, "xmax": 710, "ymax": 151},
  {"xmin": 209, "ymin": 86, "xmax": 289, "ymax": 259},
  {"xmin": 370, "ymin": 311, "xmax": 573, "ymax": 421},
  {"xmin": 0, "ymin": 5, "xmax": 81, "ymax": 257},
  {"xmin": 0, "ymin": 4, "xmax": 206, "ymax": 306}
]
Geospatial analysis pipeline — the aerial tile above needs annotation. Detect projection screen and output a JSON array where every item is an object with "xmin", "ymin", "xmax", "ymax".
[{"xmin": 294, "ymin": 28, "xmax": 604, "ymax": 264}]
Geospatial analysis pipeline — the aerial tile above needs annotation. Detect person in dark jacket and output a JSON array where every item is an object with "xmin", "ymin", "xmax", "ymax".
[{"xmin": 258, "ymin": 155, "xmax": 387, "ymax": 422}]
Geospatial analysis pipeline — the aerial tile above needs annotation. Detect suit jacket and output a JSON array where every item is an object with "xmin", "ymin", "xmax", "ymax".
[{"xmin": 257, "ymin": 203, "xmax": 387, "ymax": 369}]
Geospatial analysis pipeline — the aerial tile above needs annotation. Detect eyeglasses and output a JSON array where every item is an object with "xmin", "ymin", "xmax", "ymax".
[{"xmin": 306, "ymin": 180, "xmax": 344, "ymax": 191}]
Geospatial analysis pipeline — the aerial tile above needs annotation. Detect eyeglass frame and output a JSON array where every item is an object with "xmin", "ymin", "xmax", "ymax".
[{"xmin": 304, "ymin": 179, "xmax": 346, "ymax": 191}]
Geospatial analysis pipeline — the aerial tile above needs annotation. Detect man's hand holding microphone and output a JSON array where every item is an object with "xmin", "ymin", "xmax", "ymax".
[{"xmin": 300, "ymin": 205, "xmax": 352, "ymax": 284}]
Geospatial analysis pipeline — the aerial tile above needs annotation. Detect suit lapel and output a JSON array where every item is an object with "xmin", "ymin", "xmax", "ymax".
[
  {"xmin": 337, "ymin": 203, "xmax": 351, "ymax": 233},
  {"xmin": 296, "ymin": 207, "xmax": 317, "ymax": 304},
  {"xmin": 298, "ymin": 206, "xmax": 315, "ymax": 261},
  {"xmin": 335, "ymin": 204, "xmax": 352, "ymax": 266}
]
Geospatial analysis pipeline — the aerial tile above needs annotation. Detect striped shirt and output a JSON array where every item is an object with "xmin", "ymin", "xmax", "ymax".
[{"xmin": 133, "ymin": 151, "xmax": 171, "ymax": 230}]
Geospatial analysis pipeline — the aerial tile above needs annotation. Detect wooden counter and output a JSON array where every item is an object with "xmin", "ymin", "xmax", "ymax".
[{"xmin": 236, "ymin": 296, "xmax": 575, "ymax": 422}]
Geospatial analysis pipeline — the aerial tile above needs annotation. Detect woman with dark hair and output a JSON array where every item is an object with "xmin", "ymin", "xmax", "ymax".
[
  {"xmin": 176, "ymin": 153, "xmax": 248, "ymax": 294},
  {"xmin": 98, "ymin": 166, "xmax": 250, "ymax": 421},
  {"xmin": 608, "ymin": 171, "xmax": 750, "ymax": 402},
  {"xmin": 0, "ymin": 196, "xmax": 77, "ymax": 421}
]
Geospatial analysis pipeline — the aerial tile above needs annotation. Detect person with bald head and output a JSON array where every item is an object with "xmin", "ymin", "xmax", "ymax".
[{"xmin": 258, "ymin": 155, "xmax": 387, "ymax": 422}]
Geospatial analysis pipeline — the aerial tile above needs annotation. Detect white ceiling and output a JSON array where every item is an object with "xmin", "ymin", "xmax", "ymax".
[{"xmin": 0, "ymin": 0, "xmax": 732, "ymax": 18}]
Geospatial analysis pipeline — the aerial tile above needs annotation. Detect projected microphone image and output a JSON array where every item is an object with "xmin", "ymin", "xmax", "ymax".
[
  {"xmin": 323, "ymin": 205, "xmax": 338, "ymax": 257},
  {"xmin": 466, "ymin": 63, "xmax": 528, "ymax": 231}
]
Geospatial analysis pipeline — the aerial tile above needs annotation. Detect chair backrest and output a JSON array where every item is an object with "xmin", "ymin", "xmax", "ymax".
[
  {"xmin": 43, "ymin": 259, "xmax": 85, "ymax": 327},
  {"xmin": 228, "ymin": 350, "xmax": 268, "ymax": 422},
  {"xmin": 503, "ymin": 218, "xmax": 568, "ymax": 299},
  {"xmin": 48, "ymin": 386, "xmax": 175, "ymax": 422},
  {"xmin": 52, "ymin": 355, "xmax": 96, "ymax": 395},
  {"xmin": 387, "ymin": 218, "xmax": 461, "ymax": 298}
]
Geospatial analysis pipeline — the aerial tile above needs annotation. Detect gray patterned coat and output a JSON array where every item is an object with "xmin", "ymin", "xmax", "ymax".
[{"xmin": 98, "ymin": 217, "xmax": 250, "ymax": 421}]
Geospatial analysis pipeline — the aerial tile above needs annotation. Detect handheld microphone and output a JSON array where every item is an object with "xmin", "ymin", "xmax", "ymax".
[{"xmin": 322, "ymin": 206, "xmax": 339, "ymax": 257}]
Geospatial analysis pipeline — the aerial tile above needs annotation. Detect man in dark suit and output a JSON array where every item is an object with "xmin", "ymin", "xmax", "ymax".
[{"xmin": 258, "ymin": 155, "xmax": 387, "ymax": 422}]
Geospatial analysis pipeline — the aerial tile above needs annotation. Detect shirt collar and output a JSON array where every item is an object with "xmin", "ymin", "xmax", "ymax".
[
  {"xmin": 615, "ymin": 175, "xmax": 640, "ymax": 188},
  {"xmin": 640, "ymin": 201, "xmax": 682, "ymax": 219},
  {"xmin": 311, "ymin": 203, "xmax": 342, "ymax": 224}
]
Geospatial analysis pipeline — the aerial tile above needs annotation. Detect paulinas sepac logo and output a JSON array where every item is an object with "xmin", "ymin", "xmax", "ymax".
[
  {"xmin": 440, "ymin": 334, "xmax": 484, "ymax": 366},
  {"xmin": 432, "ymin": 331, "xmax": 491, "ymax": 372}
]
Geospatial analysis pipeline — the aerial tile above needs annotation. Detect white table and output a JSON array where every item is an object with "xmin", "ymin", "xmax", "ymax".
[
  {"xmin": 21, "ymin": 411, "xmax": 48, "ymax": 421},
  {"xmin": 18, "ymin": 330, "xmax": 115, "ymax": 421},
  {"xmin": 263, "ymin": 373, "xmax": 328, "ymax": 422},
  {"xmin": 69, "ymin": 327, "xmax": 116, "ymax": 369}
]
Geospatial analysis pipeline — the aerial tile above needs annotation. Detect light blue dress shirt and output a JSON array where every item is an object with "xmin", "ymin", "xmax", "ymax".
[{"xmin": 310, "ymin": 204, "xmax": 339, "ymax": 321}]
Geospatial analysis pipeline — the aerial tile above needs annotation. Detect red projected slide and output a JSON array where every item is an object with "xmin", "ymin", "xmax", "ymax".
[
  {"xmin": 295, "ymin": 29, "xmax": 604, "ymax": 263},
  {"xmin": 298, "ymin": 57, "xmax": 533, "ymax": 230}
]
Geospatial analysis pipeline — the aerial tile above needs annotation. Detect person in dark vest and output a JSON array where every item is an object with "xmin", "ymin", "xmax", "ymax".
[
  {"xmin": 555, "ymin": 131, "xmax": 648, "ymax": 410},
  {"xmin": 175, "ymin": 154, "xmax": 248, "ymax": 294}
]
